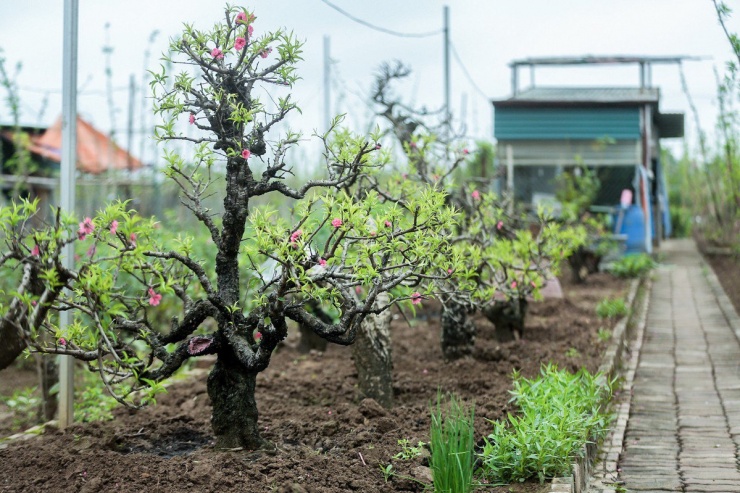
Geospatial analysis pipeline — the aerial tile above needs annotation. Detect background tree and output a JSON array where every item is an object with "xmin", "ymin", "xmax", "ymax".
[{"xmin": 372, "ymin": 62, "xmax": 585, "ymax": 356}]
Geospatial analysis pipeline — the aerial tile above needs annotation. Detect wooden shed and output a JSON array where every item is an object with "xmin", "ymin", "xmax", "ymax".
[{"xmin": 492, "ymin": 56, "xmax": 688, "ymax": 252}]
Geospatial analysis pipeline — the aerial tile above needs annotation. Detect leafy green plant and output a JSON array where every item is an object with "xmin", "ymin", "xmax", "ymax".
[
  {"xmin": 73, "ymin": 371, "xmax": 120, "ymax": 423},
  {"xmin": 479, "ymin": 364, "xmax": 613, "ymax": 483},
  {"xmin": 597, "ymin": 328, "xmax": 612, "ymax": 343},
  {"xmin": 379, "ymin": 463, "xmax": 395, "ymax": 483},
  {"xmin": 565, "ymin": 347, "xmax": 580, "ymax": 358},
  {"xmin": 393, "ymin": 438, "xmax": 426, "ymax": 460},
  {"xmin": 1, "ymin": 387, "xmax": 40, "ymax": 428},
  {"xmin": 596, "ymin": 297, "xmax": 629, "ymax": 321},
  {"xmin": 429, "ymin": 392, "xmax": 475, "ymax": 493},
  {"xmin": 607, "ymin": 254, "xmax": 656, "ymax": 278}
]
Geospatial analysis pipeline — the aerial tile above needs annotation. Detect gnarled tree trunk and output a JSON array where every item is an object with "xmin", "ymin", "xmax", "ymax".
[
  {"xmin": 0, "ymin": 320, "xmax": 26, "ymax": 371},
  {"xmin": 352, "ymin": 293, "xmax": 393, "ymax": 408},
  {"xmin": 482, "ymin": 298, "xmax": 528, "ymax": 342},
  {"xmin": 207, "ymin": 352, "xmax": 263, "ymax": 450},
  {"xmin": 568, "ymin": 246, "xmax": 601, "ymax": 283},
  {"xmin": 440, "ymin": 301, "xmax": 476, "ymax": 360},
  {"xmin": 36, "ymin": 355, "xmax": 58, "ymax": 422}
]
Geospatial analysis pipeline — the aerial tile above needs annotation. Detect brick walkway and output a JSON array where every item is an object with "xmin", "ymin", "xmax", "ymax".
[{"xmin": 619, "ymin": 239, "xmax": 740, "ymax": 492}]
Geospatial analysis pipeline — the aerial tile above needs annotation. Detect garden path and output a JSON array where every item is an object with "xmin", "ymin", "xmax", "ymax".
[{"xmin": 618, "ymin": 239, "xmax": 740, "ymax": 492}]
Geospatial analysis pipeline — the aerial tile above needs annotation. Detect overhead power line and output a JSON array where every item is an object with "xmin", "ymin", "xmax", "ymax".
[
  {"xmin": 449, "ymin": 41, "xmax": 488, "ymax": 100},
  {"xmin": 319, "ymin": 0, "xmax": 442, "ymax": 38}
]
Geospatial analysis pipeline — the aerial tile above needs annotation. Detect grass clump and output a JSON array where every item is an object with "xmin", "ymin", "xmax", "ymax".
[
  {"xmin": 478, "ymin": 364, "xmax": 612, "ymax": 484},
  {"xmin": 596, "ymin": 297, "xmax": 629, "ymax": 321},
  {"xmin": 429, "ymin": 392, "xmax": 475, "ymax": 493},
  {"xmin": 607, "ymin": 253, "xmax": 655, "ymax": 278}
]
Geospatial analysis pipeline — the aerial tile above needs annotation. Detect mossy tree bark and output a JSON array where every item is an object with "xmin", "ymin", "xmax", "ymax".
[
  {"xmin": 207, "ymin": 352, "xmax": 263, "ymax": 450},
  {"xmin": 440, "ymin": 301, "xmax": 476, "ymax": 360},
  {"xmin": 351, "ymin": 293, "xmax": 393, "ymax": 408}
]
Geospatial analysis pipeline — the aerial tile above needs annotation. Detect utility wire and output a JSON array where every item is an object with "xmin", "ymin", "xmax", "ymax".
[
  {"xmin": 449, "ymin": 41, "xmax": 488, "ymax": 100},
  {"xmin": 319, "ymin": 0, "xmax": 442, "ymax": 38}
]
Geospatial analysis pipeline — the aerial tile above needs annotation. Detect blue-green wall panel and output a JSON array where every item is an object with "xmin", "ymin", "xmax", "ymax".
[{"xmin": 494, "ymin": 107, "xmax": 641, "ymax": 140}]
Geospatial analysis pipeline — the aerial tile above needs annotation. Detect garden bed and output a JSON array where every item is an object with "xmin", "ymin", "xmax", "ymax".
[{"xmin": 0, "ymin": 272, "xmax": 626, "ymax": 493}]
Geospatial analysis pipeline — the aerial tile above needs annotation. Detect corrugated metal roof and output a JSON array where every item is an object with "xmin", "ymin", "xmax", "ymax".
[
  {"xmin": 509, "ymin": 55, "xmax": 704, "ymax": 67},
  {"xmin": 499, "ymin": 87, "xmax": 660, "ymax": 104}
]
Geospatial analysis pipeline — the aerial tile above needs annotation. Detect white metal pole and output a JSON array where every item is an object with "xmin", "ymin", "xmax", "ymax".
[
  {"xmin": 59, "ymin": 0, "xmax": 79, "ymax": 429},
  {"xmin": 323, "ymin": 35, "xmax": 331, "ymax": 132},
  {"xmin": 443, "ymin": 6, "xmax": 450, "ymax": 136}
]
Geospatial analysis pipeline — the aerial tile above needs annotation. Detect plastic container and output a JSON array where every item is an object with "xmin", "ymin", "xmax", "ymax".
[{"xmin": 613, "ymin": 205, "xmax": 646, "ymax": 254}]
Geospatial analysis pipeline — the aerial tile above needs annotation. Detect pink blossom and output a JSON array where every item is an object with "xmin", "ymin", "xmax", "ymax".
[
  {"xmin": 511, "ymin": 281, "xmax": 517, "ymax": 289},
  {"xmin": 86, "ymin": 244, "xmax": 96, "ymax": 258},
  {"xmin": 189, "ymin": 113, "xmax": 195, "ymax": 125},
  {"xmin": 260, "ymin": 47, "xmax": 272, "ymax": 59},
  {"xmin": 411, "ymin": 292, "xmax": 422, "ymax": 305},
  {"xmin": 463, "ymin": 148, "xmax": 470, "ymax": 155},
  {"xmin": 289, "ymin": 229, "xmax": 302, "ymax": 248},
  {"xmin": 355, "ymin": 286, "xmax": 362, "ymax": 295},
  {"xmin": 129, "ymin": 233, "xmax": 137, "ymax": 247},
  {"xmin": 31, "ymin": 300, "xmax": 37, "ymax": 306},
  {"xmin": 31, "ymin": 244, "xmax": 40, "ymax": 257},
  {"xmin": 375, "ymin": 143, "xmax": 382, "ymax": 150},
  {"xmin": 471, "ymin": 190, "xmax": 480, "ymax": 200},
  {"xmin": 148, "ymin": 287, "xmax": 162, "ymax": 306},
  {"xmin": 319, "ymin": 258, "xmax": 327, "ymax": 267},
  {"xmin": 254, "ymin": 332, "xmax": 262, "ymax": 341},
  {"xmin": 235, "ymin": 12, "xmax": 247, "ymax": 23},
  {"xmin": 248, "ymin": 25, "xmax": 254, "ymax": 37},
  {"xmin": 241, "ymin": 148, "xmax": 251, "ymax": 160},
  {"xmin": 110, "ymin": 220, "xmax": 118, "ymax": 235},
  {"xmin": 447, "ymin": 268, "xmax": 453, "ymax": 274},
  {"xmin": 77, "ymin": 217, "xmax": 94, "ymax": 240},
  {"xmin": 58, "ymin": 337, "xmax": 67, "ymax": 346},
  {"xmin": 497, "ymin": 221, "xmax": 503, "ymax": 230},
  {"xmin": 234, "ymin": 37, "xmax": 246, "ymax": 51},
  {"xmin": 211, "ymin": 48, "xmax": 224, "ymax": 60},
  {"xmin": 331, "ymin": 218, "xmax": 343, "ymax": 228},
  {"xmin": 384, "ymin": 220, "xmax": 392, "ymax": 228}
]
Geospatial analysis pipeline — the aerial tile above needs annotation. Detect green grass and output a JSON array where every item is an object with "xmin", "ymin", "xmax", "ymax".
[
  {"xmin": 607, "ymin": 254, "xmax": 655, "ymax": 279},
  {"xmin": 429, "ymin": 392, "xmax": 476, "ymax": 493},
  {"xmin": 596, "ymin": 297, "xmax": 629, "ymax": 321}
]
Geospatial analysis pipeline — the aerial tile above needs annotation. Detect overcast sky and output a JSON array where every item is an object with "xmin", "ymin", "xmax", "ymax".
[{"xmin": 0, "ymin": 0, "xmax": 735, "ymax": 164}]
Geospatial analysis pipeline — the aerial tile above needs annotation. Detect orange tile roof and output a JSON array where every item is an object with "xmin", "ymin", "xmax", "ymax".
[{"xmin": 26, "ymin": 116, "xmax": 143, "ymax": 175}]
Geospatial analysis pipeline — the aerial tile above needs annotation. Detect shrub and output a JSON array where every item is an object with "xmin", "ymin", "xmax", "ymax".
[
  {"xmin": 479, "ymin": 364, "xmax": 612, "ymax": 483},
  {"xmin": 596, "ymin": 297, "xmax": 629, "ymax": 321},
  {"xmin": 607, "ymin": 254, "xmax": 656, "ymax": 278}
]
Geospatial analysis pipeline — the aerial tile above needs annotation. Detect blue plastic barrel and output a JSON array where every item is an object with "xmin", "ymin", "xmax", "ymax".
[{"xmin": 614, "ymin": 205, "xmax": 646, "ymax": 254}]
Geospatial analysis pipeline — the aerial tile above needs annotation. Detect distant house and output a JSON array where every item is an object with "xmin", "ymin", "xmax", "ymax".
[
  {"xmin": 492, "ymin": 56, "xmax": 687, "ymax": 253},
  {"xmin": 0, "ymin": 116, "xmax": 144, "ymax": 218}
]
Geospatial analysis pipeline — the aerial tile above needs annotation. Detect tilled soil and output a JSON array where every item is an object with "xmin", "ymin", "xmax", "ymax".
[{"xmin": 0, "ymin": 272, "xmax": 625, "ymax": 493}]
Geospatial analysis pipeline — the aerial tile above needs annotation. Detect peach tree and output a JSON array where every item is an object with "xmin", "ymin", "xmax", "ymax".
[
  {"xmin": 372, "ymin": 63, "xmax": 585, "ymax": 358},
  {"xmin": 0, "ymin": 7, "xmax": 455, "ymax": 450}
]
